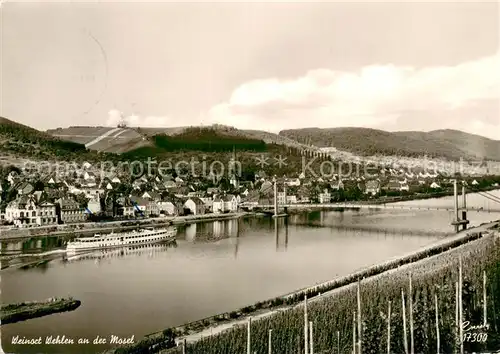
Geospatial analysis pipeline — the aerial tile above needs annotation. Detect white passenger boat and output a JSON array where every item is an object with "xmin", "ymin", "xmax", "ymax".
[
  {"xmin": 66, "ymin": 227, "xmax": 177, "ymax": 253},
  {"xmin": 64, "ymin": 242, "xmax": 176, "ymax": 262}
]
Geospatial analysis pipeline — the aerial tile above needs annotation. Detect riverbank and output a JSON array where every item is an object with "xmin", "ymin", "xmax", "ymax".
[
  {"xmin": 373, "ymin": 185, "xmax": 500, "ymax": 204},
  {"xmin": 0, "ymin": 212, "xmax": 249, "ymax": 241},
  {"xmin": 107, "ymin": 220, "xmax": 500, "ymax": 354},
  {"xmin": 284, "ymin": 185, "xmax": 500, "ymax": 212},
  {"xmin": 1, "ymin": 297, "xmax": 81, "ymax": 325},
  {"xmin": 2, "ymin": 186, "xmax": 498, "ymax": 241}
]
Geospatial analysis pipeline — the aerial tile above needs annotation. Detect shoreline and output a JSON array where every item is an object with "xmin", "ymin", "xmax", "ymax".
[
  {"xmin": 110, "ymin": 220, "xmax": 499, "ymax": 353},
  {"xmin": 1, "ymin": 297, "xmax": 81, "ymax": 325},
  {"xmin": 1, "ymin": 186, "xmax": 498, "ymax": 241},
  {"xmin": 283, "ymin": 185, "xmax": 500, "ymax": 212},
  {"xmin": 0, "ymin": 212, "xmax": 249, "ymax": 241}
]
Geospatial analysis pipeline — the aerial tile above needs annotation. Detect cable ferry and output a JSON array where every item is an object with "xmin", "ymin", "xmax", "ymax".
[{"xmin": 66, "ymin": 227, "xmax": 177, "ymax": 253}]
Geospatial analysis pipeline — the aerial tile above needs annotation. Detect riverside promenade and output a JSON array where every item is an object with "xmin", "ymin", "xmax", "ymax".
[{"xmin": 0, "ymin": 212, "xmax": 249, "ymax": 240}]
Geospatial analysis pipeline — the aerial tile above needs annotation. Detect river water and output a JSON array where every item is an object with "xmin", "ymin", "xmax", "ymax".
[{"xmin": 1, "ymin": 190, "xmax": 500, "ymax": 353}]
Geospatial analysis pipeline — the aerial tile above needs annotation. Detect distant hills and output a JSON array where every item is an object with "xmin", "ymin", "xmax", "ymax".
[
  {"xmin": 3, "ymin": 116, "xmax": 500, "ymax": 166},
  {"xmin": 279, "ymin": 127, "xmax": 500, "ymax": 161}
]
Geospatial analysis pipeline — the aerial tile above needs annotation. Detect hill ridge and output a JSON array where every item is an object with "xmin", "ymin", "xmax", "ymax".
[{"xmin": 279, "ymin": 127, "xmax": 500, "ymax": 161}]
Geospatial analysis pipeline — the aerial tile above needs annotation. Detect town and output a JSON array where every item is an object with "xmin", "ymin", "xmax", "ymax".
[{"xmin": 1, "ymin": 161, "xmax": 499, "ymax": 229}]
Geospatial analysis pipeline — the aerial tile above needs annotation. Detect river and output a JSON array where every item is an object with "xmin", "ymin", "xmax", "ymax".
[{"xmin": 1, "ymin": 190, "xmax": 500, "ymax": 353}]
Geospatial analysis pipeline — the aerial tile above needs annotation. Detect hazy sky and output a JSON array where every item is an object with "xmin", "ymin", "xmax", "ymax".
[{"xmin": 2, "ymin": 1, "xmax": 499, "ymax": 139}]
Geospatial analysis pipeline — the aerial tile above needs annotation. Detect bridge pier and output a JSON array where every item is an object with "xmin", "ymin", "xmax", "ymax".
[
  {"xmin": 273, "ymin": 180, "xmax": 278, "ymax": 217},
  {"xmin": 451, "ymin": 180, "xmax": 469, "ymax": 232},
  {"xmin": 272, "ymin": 180, "xmax": 288, "ymax": 218},
  {"xmin": 461, "ymin": 184, "xmax": 468, "ymax": 231}
]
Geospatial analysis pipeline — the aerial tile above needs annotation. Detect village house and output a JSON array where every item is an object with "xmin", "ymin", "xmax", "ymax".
[
  {"xmin": 277, "ymin": 190, "xmax": 287, "ymax": 205},
  {"xmin": 158, "ymin": 200, "xmax": 179, "ymax": 216},
  {"xmin": 206, "ymin": 187, "xmax": 220, "ymax": 196},
  {"xmin": 5, "ymin": 196, "xmax": 57, "ymax": 227},
  {"xmin": 319, "ymin": 189, "xmax": 331, "ymax": 203},
  {"xmin": 142, "ymin": 190, "xmax": 161, "ymax": 201},
  {"xmin": 399, "ymin": 181, "xmax": 410, "ymax": 192},
  {"xmin": 74, "ymin": 187, "xmax": 104, "ymax": 199},
  {"xmin": 44, "ymin": 174, "xmax": 60, "ymax": 185},
  {"xmin": 15, "ymin": 181, "xmax": 34, "ymax": 195},
  {"xmin": 116, "ymin": 197, "xmax": 135, "ymax": 217},
  {"xmin": 200, "ymin": 197, "xmax": 213, "ymax": 213},
  {"xmin": 55, "ymin": 198, "xmax": 87, "ymax": 224},
  {"xmin": 260, "ymin": 181, "xmax": 274, "ymax": 196},
  {"xmin": 81, "ymin": 171, "xmax": 97, "ymax": 187},
  {"xmin": 212, "ymin": 194, "xmax": 238, "ymax": 213},
  {"xmin": 430, "ymin": 182, "xmax": 441, "ymax": 189},
  {"xmin": 187, "ymin": 191, "xmax": 205, "ymax": 198},
  {"xmin": 164, "ymin": 180, "xmax": 177, "ymax": 189},
  {"xmin": 147, "ymin": 200, "xmax": 160, "ymax": 217},
  {"xmin": 184, "ymin": 197, "xmax": 206, "ymax": 215},
  {"xmin": 383, "ymin": 180, "xmax": 403, "ymax": 192},
  {"xmin": 130, "ymin": 196, "xmax": 158, "ymax": 217},
  {"xmin": 295, "ymin": 186, "xmax": 310, "ymax": 203},
  {"xmin": 131, "ymin": 180, "xmax": 142, "ymax": 190},
  {"xmin": 284, "ymin": 178, "xmax": 301, "ymax": 187},
  {"xmin": 37, "ymin": 202, "xmax": 58, "ymax": 226},
  {"xmin": 86, "ymin": 195, "xmax": 102, "ymax": 215},
  {"xmin": 331, "ymin": 180, "xmax": 344, "ymax": 190},
  {"xmin": 365, "ymin": 180, "xmax": 381, "ymax": 195}
]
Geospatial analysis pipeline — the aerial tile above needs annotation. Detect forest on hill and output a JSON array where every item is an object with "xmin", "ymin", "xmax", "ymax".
[
  {"xmin": 0, "ymin": 117, "xmax": 92, "ymax": 160},
  {"xmin": 279, "ymin": 127, "xmax": 500, "ymax": 161},
  {"xmin": 153, "ymin": 127, "xmax": 267, "ymax": 153}
]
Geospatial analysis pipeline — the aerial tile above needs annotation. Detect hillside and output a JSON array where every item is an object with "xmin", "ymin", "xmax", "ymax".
[
  {"xmin": 47, "ymin": 126, "xmax": 152, "ymax": 153},
  {"xmin": 279, "ymin": 127, "xmax": 500, "ymax": 161},
  {"xmin": 47, "ymin": 124, "xmax": 313, "ymax": 153},
  {"xmin": 395, "ymin": 129, "xmax": 500, "ymax": 161},
  {"xmin": 0, "ymin": 117, "xmax": 93, "ymax": 160}
]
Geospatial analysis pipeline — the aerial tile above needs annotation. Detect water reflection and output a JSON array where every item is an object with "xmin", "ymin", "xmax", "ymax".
[
  {"xmin": 62, "ymin": 242, "xmax": 177, "ymax": 264},
  {"xmin": 274, "ymin": 217, "xmax": 290, "ymax": 252},
  {"xmin": 288, "ymin": 211, "xmax": 453, "ymax": 237}
]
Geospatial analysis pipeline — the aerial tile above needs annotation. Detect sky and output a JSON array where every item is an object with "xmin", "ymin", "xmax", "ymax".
[{"xmin": 2, "ymin": 1, "xmax": 500, "ymax": 139}]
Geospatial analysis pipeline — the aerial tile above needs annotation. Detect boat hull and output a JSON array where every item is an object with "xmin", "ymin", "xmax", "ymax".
[{"xmin": 66, "ymin": 228, "xmax": 176, "ymax": 254}]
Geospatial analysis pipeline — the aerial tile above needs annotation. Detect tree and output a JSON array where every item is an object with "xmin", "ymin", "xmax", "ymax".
[
  {"xmin": 74, "ymin": 193, "xmax": 89, "ymax": 208},
  {"xmin": 161, "ymin": 328, "xmax": 177, "ymax": 348},
  {"xmin": 34, "ymin": 180, "xmax": 45, "ymax": 191},
  {"xmin": 4, "ymin": 188, "xmax": 18, "ymax": 205},
  {"xmin": 218, "ymin": 177, "xmax": 231, "ymax": 191},
  {"xmin": 345, "ymin": 186, "xmax": 363, "ymax": 201},
  {"xmin": 115, "ymin": 183, "xmax": 132, "ymax": 197}
]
